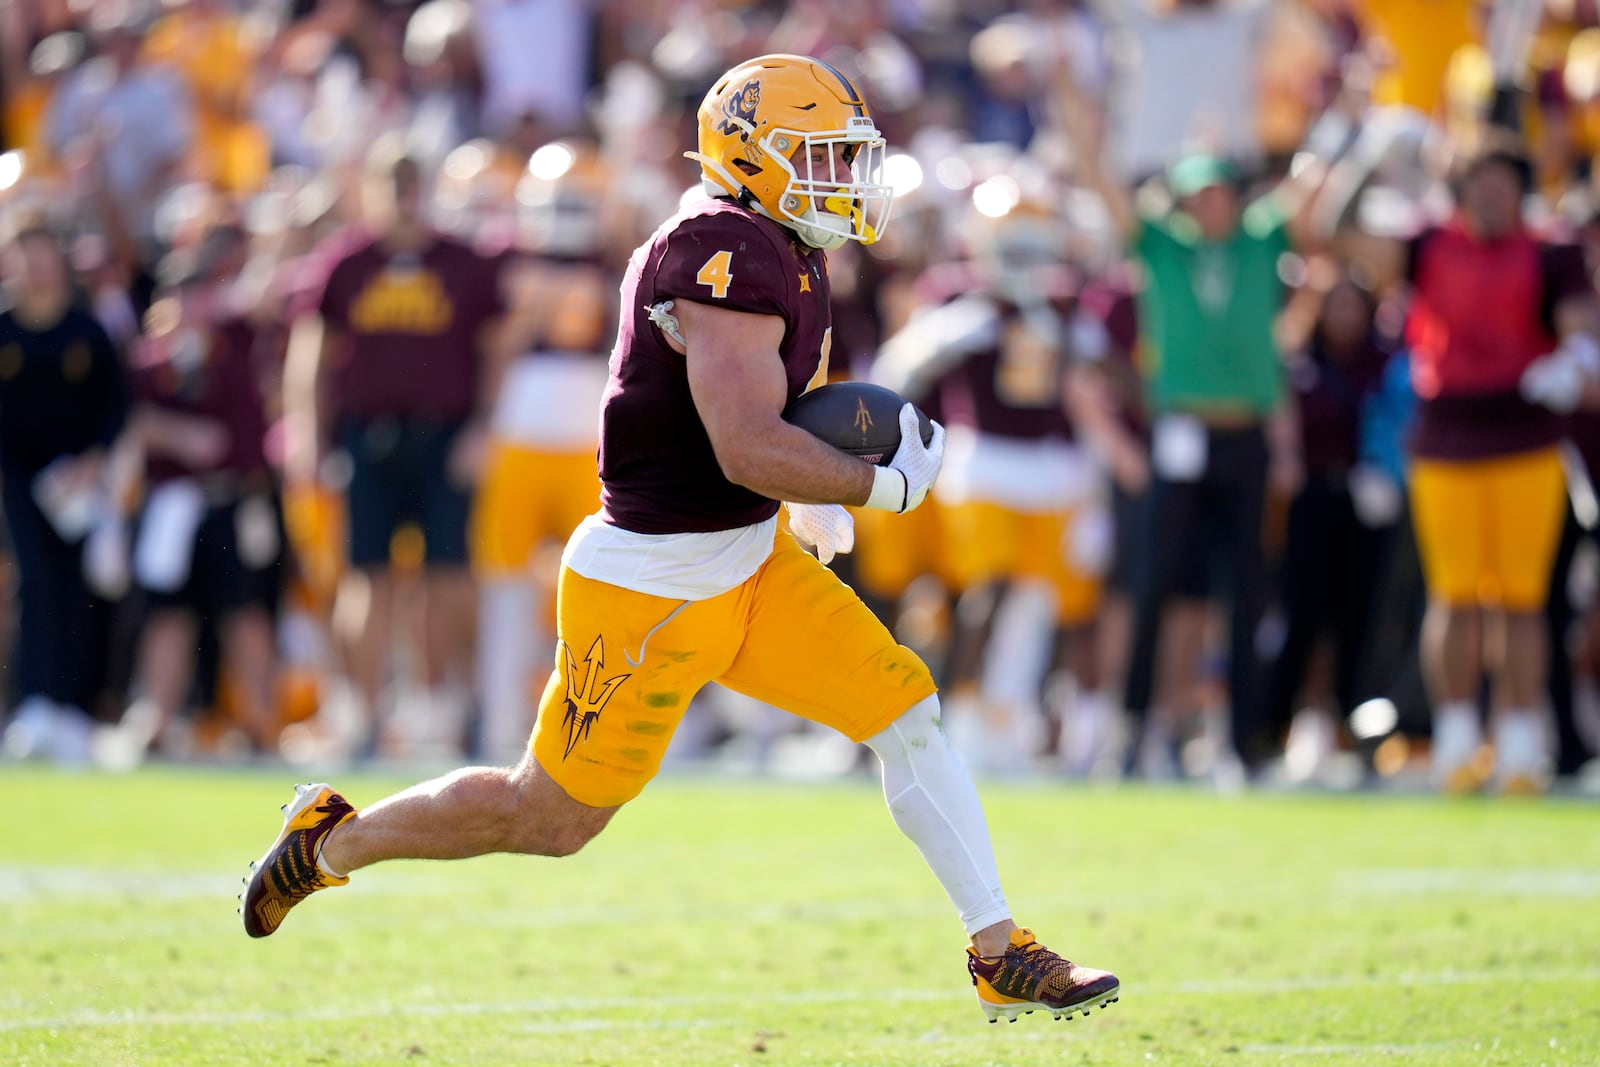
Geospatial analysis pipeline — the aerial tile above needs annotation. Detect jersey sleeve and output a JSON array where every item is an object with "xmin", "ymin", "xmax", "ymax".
[{"xmin": 654, "ymin": 213, "xmax": 793, "ymax": 317}]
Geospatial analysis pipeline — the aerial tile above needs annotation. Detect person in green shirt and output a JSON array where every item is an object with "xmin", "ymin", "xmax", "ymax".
[{"xmin": 1063, "ymin": 81, "xmax": 1324, "ymax": 778}]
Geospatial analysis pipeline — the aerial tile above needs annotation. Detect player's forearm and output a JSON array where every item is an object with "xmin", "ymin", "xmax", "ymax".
[{"xmin": 715, "ymin": 420, "xmax": 877, "ymax": 506}]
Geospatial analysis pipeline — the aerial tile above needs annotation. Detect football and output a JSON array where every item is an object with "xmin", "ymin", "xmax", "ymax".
[{"xmin": 783, "ymin": 382, "xmax": 934, "ymax": 466}]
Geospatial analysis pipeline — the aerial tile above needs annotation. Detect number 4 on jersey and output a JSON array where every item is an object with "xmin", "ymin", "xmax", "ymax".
[{"xmin": 696, "ymin": 250, "xmax": 734, "ymax": 299}]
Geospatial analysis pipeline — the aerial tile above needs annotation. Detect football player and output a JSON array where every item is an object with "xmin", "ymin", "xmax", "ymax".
[
  {"xmin": 875, "ymin": 179, "xmax": 1117, "ymax": 780},
  {"xmin": 244, "ymin": 54, "xmax": 1119, "ymax": 1025}
]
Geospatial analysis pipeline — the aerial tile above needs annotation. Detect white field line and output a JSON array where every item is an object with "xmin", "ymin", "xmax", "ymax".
[
  {"xmin": 1337, "ymin": 868, "xmax": 1600, "ymax": 897},
  {"xmin": 0, "ymin": 865, "xmax": 453, "ymax": 905},
  {"xmin": 0, "ymin": 864, "xmax": 960, "ymax": 919},
  {"xmin": 8, "ymin": 863, "xmax": 1600, "ymax": 908},
  {"xmin": 5, "ymin": 968, "xmax": 1600, "ymax": 1035},
  {"xmin": 1167, "ymin": 967, "xmax": 1600, "ymax": 995},
  {"xmin": 0, "ymin": 989, "xmax": 956, "ymax": 1034},
  {"xmin": 1239, "ymin": 1043, "xmax": 1457, "ymax": 1057}
]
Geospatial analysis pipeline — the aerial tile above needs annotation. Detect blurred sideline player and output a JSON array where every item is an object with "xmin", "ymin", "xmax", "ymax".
[
  {"xmin": 245, "ymin": 53, "xmax": 1120, "ymax": 1025},
  {"xmin": 283, "ymin": 144, "xmax": 508, "ymax": 759},
  {"xmin": 470, "ymin": 140, "xmax": 612, "ymax": 763},
  {"xmin": 876, "ymin": 181, "xmax": 1114, "ymax": 778}
]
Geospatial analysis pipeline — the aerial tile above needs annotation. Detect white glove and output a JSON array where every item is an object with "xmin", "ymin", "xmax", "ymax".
[
  {"xmin": 1520, "ymin": 335, "xmax": 1600, "ymax": 415},
  {"xmin": 865, "ymin": 403, "xmax": 947, "ymax": 513},
  {"xmin": 786, "ymin": 502, "xmax": 855, "ymax": 565},
  {"xmin": 1347, "ymin": 463, "xmax": 1403, "ymax": 528}
]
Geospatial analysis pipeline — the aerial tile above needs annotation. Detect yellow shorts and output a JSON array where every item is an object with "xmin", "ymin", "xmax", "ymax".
[
  {"xmin": 1409, "ymin": 446, "xmax": 1566, "ymax": 612},
  {"xmin": 940, "ymin": 501, "xmax": 1101, "ymax": 624},
  {"xmin": 530, "ymin": 532, "xmax": 938, "ymax": 807},
  {"xmin": 471, "ymin": 442, "xmax": 601, "ymax": 576},
  {"xmin": 848, "ymin": 500, "xmax": 951, "ymax": 598}
]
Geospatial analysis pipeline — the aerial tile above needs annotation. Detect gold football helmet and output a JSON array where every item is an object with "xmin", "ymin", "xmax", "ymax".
[{"xmin": 688, "ymin": 53, "xmax": 892, "ymax": 250}]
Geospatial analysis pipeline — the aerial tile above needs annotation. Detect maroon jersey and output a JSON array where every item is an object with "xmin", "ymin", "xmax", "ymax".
[
  {"xmin": 921, "ymin": 268, "xmax": 1082, "ymax": 442},
  {"xmin": 315, "ymin": 232, "xmax": 504, "ymax": 421},
  {"xmin": 598, "ymin": 198, "xmax": 832, "ymax": 534},
  {"xmin": 1289, "ymin": 341, "xmax": 1389, "ymax": 476},
  {"xmin": 130, "ymin": 317, "xmax": 268, "ymax": 486}
]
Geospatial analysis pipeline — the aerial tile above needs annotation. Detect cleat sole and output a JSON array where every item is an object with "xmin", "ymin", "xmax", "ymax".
[{"xmin": 978, "ymin": 983, "xmax": 1121, "ymax": 1024}]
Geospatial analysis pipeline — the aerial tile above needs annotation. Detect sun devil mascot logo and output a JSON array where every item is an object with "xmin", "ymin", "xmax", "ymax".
[
  {"xmin": 559, "ymin": 635, "xmax": 632, "ymax": 759},
  {"xmin": 717, "ymin": 79, "xmax": 762, "ymax": 139}
]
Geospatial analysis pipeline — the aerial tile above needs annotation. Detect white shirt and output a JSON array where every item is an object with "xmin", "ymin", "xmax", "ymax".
[{"xmin": 562, "ymin": 514, "xmax": 777, "ymax": 601}]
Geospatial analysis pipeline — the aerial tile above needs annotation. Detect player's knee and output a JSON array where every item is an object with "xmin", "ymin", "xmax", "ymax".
[
  {"xmin": 500, "ymin": 762, "xmax": 612, "ymax": 857},
  {"xmin": 501, "ymin": 817, "xmax": 602, "ymax": 858},
  {"xmin": 535, "ymin": 825, "xmax": 599, "ymax": 857},
  {"xmin": 864, "ymin": 694, "xmax": 946, "ymax": 763}
]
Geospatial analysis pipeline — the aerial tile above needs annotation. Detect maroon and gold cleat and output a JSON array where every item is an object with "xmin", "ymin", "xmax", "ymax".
[
  {"xmin": 967, "ymin": 928, "xmax": 1120, "ymax": 1023},
  {"xmin": 240, "ymin": 783, "xmax": 356, "ymax": 938}
]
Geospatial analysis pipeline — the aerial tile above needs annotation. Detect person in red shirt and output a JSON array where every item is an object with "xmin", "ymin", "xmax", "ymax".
[
  {"xmin": 1345, "ymin": 139, "xmax": 1600, "ymax": 793},
  {"xmin": 285, "ymin": 144, "xmax": 508, "ymax": 759}
]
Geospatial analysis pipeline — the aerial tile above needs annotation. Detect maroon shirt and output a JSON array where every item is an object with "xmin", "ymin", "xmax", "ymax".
[
  {"xmin": 1290, "ymin": 341, "xmax": 1389, "ymax": 476},
  {"xmin": 598, "ymin": 198, "xmax": 831, "ymax": 534},
  {"xmin": 315, "ymin": 232, "xmax": 504, "ymax": 421},
  {"xmin": 130, "ymin": 317, "xmax": 268, "ymax": 487},
  {"xmin": 1079, "ymin": 271, "xmax": 1148, "ymax": 440},
  {"xmin": 917, "ymin": 266, "xmax": 1083, "ymax": 443},
  {"xmin": 1567, "ymin": 411, "xmax": 1600, "ymax": 486}
]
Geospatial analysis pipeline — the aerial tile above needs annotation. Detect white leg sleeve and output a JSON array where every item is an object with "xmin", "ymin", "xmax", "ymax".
[
  {"xmin": 864, "ymin": 695, "xmax": 1012, "ymax": 937},
  {"xmin": 477, "ymin": 579, "xmax": 541, "ymax": 762}
]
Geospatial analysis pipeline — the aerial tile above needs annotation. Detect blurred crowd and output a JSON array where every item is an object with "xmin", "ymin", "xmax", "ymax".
[{"xmin": 5, "ymin": 0, "xmax": 1600, "ymax": 795}]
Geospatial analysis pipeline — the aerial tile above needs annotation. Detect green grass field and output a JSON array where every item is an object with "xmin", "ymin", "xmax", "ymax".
[{"xmin": 2, "ymin": 768, "xmax": 1597, "ymax": 1067}]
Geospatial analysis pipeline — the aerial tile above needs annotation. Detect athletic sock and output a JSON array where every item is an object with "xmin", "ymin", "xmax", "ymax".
[{"xmin": 314, "ymin": 838, "xmax": 346, "ymax": 880}]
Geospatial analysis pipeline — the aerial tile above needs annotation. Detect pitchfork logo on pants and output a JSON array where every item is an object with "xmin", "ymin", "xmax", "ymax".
[{"xmin": 559, "ymin": 635, "xmax": 632, "ymax": 758}]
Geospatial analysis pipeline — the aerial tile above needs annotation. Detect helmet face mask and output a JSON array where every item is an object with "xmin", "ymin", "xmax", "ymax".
[{"xmin": 690, "ymin": 54, "xmax": 894, "ymax": 249}]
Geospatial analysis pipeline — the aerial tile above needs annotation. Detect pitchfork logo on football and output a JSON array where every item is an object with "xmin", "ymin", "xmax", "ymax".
[
  {"xmin": 853, "ymin": 396, "xmax": 874, "ymax": 439},
  {"xmin": 717, "ymin": 79, "xmax": 762, "ymax": 139},
  {"xmin": 559, "ymin": 635, "xmax": 632, "ymax": 759}
]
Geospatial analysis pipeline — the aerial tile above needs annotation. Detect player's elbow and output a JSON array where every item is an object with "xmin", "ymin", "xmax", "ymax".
[
  {"xmin": 706, "ymin": 417, "xmax": 785, "ymax": 494},
  {"xmin": 712, "ymin": 445, "xmax": 767, "ymax": 494}
]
